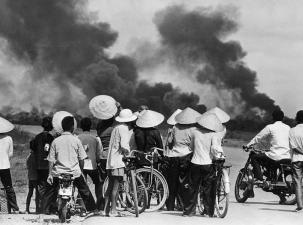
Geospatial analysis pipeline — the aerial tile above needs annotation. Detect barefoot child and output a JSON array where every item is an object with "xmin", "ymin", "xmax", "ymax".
[
  {"xmin": 104, "ymin": 109, "xmax": 137, "ymax": 217},
  {"xmin": 26, "ymin": 151, "xmax": 39, "ymax": 214}
]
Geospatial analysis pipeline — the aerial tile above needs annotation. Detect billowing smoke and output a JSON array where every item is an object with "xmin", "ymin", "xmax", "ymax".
[
  {"xmin": 133, "ymin": 5, "xmax": 279, "ymax": 116},
  {"xmin": 0, "ymin": 0, "xmax": 199, "ymax": 116}
]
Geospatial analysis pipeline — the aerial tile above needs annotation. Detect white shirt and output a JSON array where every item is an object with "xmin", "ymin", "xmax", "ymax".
[
  {"xmin": 78, "ymin": 132, "xmax": 103, "ymax": 170},
  {"xmin": 0, "ymin": 136, "xmax": 13, "ymax": 169},
  {"xmin": 191, "ymin": 128, "xmax": 216, "ymax": 165},
  {"xmin": 289, "ymin": 124, "xmax": 303, "ymax": 162},
  {"xmin": 166, "ymin": 125, "xmax": 196, "ymax": 157},
  {"xmin": 248, "ymin": 121, "xmax": 290, "ymax": 161},
  {"xmin": 106, "ymin": 124, "xmax": 131, "ymax": 170}
]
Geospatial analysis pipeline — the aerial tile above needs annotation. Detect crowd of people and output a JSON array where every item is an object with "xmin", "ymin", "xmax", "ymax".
[{"xmin": 0, "ymin": 94, "xmax": 302, "ymax": 218}]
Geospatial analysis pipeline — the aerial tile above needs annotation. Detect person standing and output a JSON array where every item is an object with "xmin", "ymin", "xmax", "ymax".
[
  {"xmin": 135, "ymin": 110, "xmax": 164, "ymax": 166},
  {"xmin": 104, "ymin": 109, "xmax": 137, "ymax": 217},
  {"xmin": 29, "ymin": 116, "xmax": 54, "ymax": 214},
  {"xmin": 0, "ymin": 117, "xmax": 21, "ymax": 214},
  {"xmin": 78, "ymin": 117, "xmax": 103, "ymax": 212},
  {"xmin": 165, "ymin": 108, "xmax": 201, "ymax": 211},
  {"xmin": 183, "ymin": 113, "xmax": 224, "ymax": 217},
  {"xmin": 25, "ymin": 151, "xmax": 39, "ymax": 214},
  {"xmin": 46, "ymin": 116, "xmax": 97, "ymax": 213},
  {"xmin": 289, "ymin": 110, "xmax": 303, "ymax": 212}
]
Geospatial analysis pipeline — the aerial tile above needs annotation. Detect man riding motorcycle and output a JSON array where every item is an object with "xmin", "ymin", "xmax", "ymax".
[{"xmin": 245, "ymin": 109, "xmax": 291, "ymax": 203}]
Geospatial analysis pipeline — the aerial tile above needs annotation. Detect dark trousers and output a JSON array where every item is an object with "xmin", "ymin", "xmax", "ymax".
[
  {"xmin": 97, "ymin": 159, "xmax": 107, "ymax": 210},
  {"xmin": 165, "ymin": 154, "xmax": 192, "ymax": 211},
  {"xmin": 0, "ymin": 169, "xmax": 19, "ymax": 212},
  {"xmin": 82, "ymin": 169, "xmax": 103, "ymax": 210},
  {"xmin": 292, "ymin": 161, "xmax": 303, "ymax": 209},
  {"xmin": 26, "ymin": 180, "xmax": 39, "ymax": 213},
  {"xmin": 43, "ymin": 175, "xmax": 97, "ymax": 213},
  {"xmin": 251, "ymin": 152, "xmax": 272, "ymax": 180},
  {"xmin": 37, "ymin": 169, "xmax": 56, "ymax": 213},
  {"xmin": 183, "ymin": 163, "xmax": 216, "ymax": 216}
]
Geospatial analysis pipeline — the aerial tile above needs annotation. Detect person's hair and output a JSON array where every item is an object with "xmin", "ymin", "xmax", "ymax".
[
  {"xmin": 138, "ymin": 105, "xmax": 149, "ymax": 112},
  {"xmin": 80, "ymin": 117, "xmax": 92, "ymax": 131},
  {"xmin": 61, "ymin": 116, "xmax": 74, "ymax": 132},
  {"xmin": 41, "ymin": 116, "xmax": 53, "ymax": 131},
  {"xmin": 296, "ymin": 110, "xmax": 303, "ymax": 124},
  {"xmin": 272, "ymin": 109, "xmax": 284, "ymax": 122},
  {"xmin": 96, "ymin": 117, "xmax": 115, "ymax": 136}
]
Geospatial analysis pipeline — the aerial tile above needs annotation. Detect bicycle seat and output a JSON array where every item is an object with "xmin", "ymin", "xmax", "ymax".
[{"xmin": 223, "ymin": 162, "xmax": 232, "ymax": 168}]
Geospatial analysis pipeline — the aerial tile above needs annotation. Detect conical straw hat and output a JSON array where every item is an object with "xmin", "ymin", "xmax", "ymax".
[
  {"xmin": 52, "ymin": 111, "xmax": 77, "ymax": 134},
  {"xmin": 0, "ymin": 117, "xmax": 14, "ymax": 133},
  {"xmin": 167, "ymin": 109, "xmax": 182, "ymax": 125},
  {"xmin": 206, "ymin": 107, "xmax": 230, "ymax": 123},
  {"xmin": 115, "ymin": 109, "xmax": 137, "ymax": 123},
  {"xmin": 175, "ymin": 107, "xmax": 202, "ymax": 125},
  {"xmin": 196, "ymin": 113, "xmax": 224, "ymax": 132},
  {"xmin": 89, "ymin": 95, "xmax": 118, "ymax": 120},
  {"xmin": 136, "ymin": 110, "xmax": 165, "ymax": 128}
]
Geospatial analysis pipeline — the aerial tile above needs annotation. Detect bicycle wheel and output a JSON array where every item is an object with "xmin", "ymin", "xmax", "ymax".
[
  {"xmin": 215, "ymin": 175, "xmax": 229, "ymax": 218},
  {"xmin": 130, "ymin": 170, "xmax": 139, "ymax": 217},
  {"xmin": 102, "ymin": 174, "xmax": 148, "ymax": 214},
  {"xmin": 136, "ymin": 167, "xmax": 169, "ymax": 212}
]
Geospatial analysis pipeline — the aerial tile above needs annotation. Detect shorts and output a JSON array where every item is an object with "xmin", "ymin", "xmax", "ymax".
[{"xmin": 107, "ymin": 168, "xmax": 124, "ymax": 177}]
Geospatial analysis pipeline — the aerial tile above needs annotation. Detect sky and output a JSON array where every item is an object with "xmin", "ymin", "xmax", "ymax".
[{"xmin": 88, "ymin": 0, "xmax": 303, "ymax": 117}]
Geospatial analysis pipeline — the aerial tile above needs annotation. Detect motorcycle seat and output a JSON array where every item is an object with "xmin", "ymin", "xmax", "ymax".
[
  {"xmin": 223, "ymin": 162, "xmax": 232, "ymax": 168},
  {"xmin": 277, "ymin": 159, "xmax": 291, "ymax": 165}
]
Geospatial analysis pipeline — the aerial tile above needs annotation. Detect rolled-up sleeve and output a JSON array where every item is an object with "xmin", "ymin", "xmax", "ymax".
[{"xmin": 248, "ymin": 125, "xmax": 270, "ymax": 146}]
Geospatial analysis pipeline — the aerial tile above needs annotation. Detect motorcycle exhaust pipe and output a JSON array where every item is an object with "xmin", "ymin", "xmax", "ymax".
[{"xmin": 222, "ymin": 168, "xmax": 230, "ymax": 193}]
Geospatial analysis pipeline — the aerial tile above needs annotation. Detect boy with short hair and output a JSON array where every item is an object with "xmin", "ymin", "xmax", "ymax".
[
  {"xmin": 47, "ymin": 116, "xmax": 97, "ymax": 213},
  {"xmin": 78, "ymin": 117, "xmax": 103, "ymax": 211}
]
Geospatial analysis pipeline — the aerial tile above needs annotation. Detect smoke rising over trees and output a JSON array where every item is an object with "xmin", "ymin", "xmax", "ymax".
[
  {"xmin": 0, "ymin": 1, "xmax": 278, "ymax": 119},
  {"xmin": 0, "ymin": 0, "xmax": 199, "ymax": 116}
]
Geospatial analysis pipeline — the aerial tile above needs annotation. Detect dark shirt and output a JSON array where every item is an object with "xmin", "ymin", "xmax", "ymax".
[
  {"xmin": 30, "ymin": 131, "xmax": 54, "ymax": 170},
  {"xmin": 134, "ymin": 128, "xmax": 163, "ymax": 153}
]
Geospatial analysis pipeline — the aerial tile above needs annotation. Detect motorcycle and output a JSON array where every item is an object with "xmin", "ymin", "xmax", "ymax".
[
  {"xmin": 234, "ymin": 145, "xmax": 296, "ymax": 205},
  {"xmin": 57, "ymin": 174, "xmax": 82, "ymax": 223}
]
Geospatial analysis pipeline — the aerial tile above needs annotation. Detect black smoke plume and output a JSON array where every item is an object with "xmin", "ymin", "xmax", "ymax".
[
  {"xmin": 0, "ymin": 0, "xmax": 199, "ymax": 116},
  {"xmin": 134, "ymin": 5, "xmax": 279, "ymax": 116}
]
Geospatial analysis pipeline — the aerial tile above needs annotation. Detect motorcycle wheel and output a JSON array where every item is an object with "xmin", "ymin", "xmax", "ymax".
[
  {"xmin": 58, "ymin": 198, "xmax": 69, "ymax": 223},
  {"xmin": 235, "ymin": 168, "xmax": 250, "ymax": 203},
  {"xmin": 279, "ymin": 172, "xmax": 297, "ymax": 205}
]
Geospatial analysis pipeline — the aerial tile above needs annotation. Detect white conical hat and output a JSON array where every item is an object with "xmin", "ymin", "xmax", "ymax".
[
  {"xmin": 0, "ymin": 117, "xmax": 14, "ymax": 133},
  {"xmin": 175, "ymin": 107, "xmax": 202, "ymax": 125},
  {"xmin": 115, "ymin": 109, "xmax": 137, "ymax": 123},
  {"xmin": 196, "ymin": 113, "xmax": 224, "ymax": 132},
  {"xmin": 206, "ymin": 107, "xmax": 230, "ymax": 123},
  {"xmin": 136, "ymin": 110, "xmax": 165, "ymax": 128},
  {"xmin": 167, "ymin": 109, "xmax": 182, "ymax": 125},
  {"xmin": 89, "ymin": 95, "xmax": 118, "ymax": 120},
  {"xmin": 52, "ymin": 111, "xmax": 77, "ymax": 134}
]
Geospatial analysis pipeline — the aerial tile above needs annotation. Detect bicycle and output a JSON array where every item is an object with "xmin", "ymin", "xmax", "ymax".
[
  {"xmin": 197, "ymin": 158, "xmax": 232, "ymax": 218},
  {"xmin": 135, "ymin": 147, "xmax": 169, "ymax": 212},
  {"xmin": 102, "ymin": 150, "xmax": 148, "ymax": 217}
]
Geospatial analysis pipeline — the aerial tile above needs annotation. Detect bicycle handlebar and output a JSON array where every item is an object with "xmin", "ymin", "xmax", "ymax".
[{"xmin": 242, "ymin": 145, "xmax": 263, "ymax": 153}]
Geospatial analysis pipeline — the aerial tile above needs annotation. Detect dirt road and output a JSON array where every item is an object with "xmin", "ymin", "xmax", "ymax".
[{"xmin": 1, "ymin": 146, "xmax": 302, "ymax": 224}]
